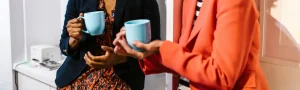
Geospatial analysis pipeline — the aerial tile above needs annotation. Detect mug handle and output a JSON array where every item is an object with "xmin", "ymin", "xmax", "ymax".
[{"xmin": 77, "ymin": 16, "xmax": 90, "ymax": 34}]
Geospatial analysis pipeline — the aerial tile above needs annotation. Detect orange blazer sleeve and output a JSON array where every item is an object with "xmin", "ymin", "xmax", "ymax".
[
  {"xmin": 139, "ymin": 0, "xmax": 184, "ymax": 75},
  {"xmin": 139, "ymin": 54, "xmax": 176, "ymax": 74},
  {"xmin": 148, "ymin": 0, "xmax": 259, "ymax": 89}
]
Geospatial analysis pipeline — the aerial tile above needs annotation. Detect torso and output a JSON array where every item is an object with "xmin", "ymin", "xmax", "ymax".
[
  {"xmin": 59, "ymin": 0, "xmax": 131, "ymax": 89},
  {"xmin": 176, "ymin": 0, "xmax": 268, "ymax": 89},
  {"xmin": 180, "ymin": 0, "xmax": 203, "ymax": 88},
  {"xmin": 92, "ymin": 0, "xmax": 116, "ymax": 55}
]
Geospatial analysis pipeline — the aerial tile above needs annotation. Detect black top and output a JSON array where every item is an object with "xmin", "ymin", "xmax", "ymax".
[
  {"xmin": 194, "ymin": 0, "xmax": 203, "ymax": 20},
  {"xmin": 55, "ymin": 0, "xmax": 161, "ymax": 89}
]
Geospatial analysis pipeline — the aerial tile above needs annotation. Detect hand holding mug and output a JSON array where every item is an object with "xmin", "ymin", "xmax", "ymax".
[
  {"xmin": 113, "ymin": 27, "xmax": 163, "ymax": 59},
  {"xmin": 77, "ymin": 11, "xmax": 105, "ymax": 36},
  {"xmin": 67, "ymin": 13, "xmax": 84, "ymax": 41},
  {"xmin": 122, "ymin": 20, "xmax": 152, "ymax": 51}
]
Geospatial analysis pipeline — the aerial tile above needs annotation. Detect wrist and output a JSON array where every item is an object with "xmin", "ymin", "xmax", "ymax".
[
  {"xmin": 69, "ymin": 37, "xmax": 80, "ymax": 49},
  {"xmin": 114, "ymin": 55, "xmax": 127, "ymax": 65},
  {"xmin": 73, "ymin": 34, "xmax": 83, "ymax": 42},
  {"xmin": 157, "ymin": 40, "xmax": 163, "ymax": 47},
  {"xmin": 155, "ymin": 40, "xmax": 163, "ymax": 52}
]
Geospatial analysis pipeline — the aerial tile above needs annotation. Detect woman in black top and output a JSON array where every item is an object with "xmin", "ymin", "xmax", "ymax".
[{"xmin": 55, "ymin": 0, "xmax": 160, "ymax": 89}]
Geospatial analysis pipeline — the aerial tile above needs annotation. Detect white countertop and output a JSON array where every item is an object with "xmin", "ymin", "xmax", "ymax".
[{"xmin": 13, "ymin": 61, "xmax": 63, "ymax": 87}]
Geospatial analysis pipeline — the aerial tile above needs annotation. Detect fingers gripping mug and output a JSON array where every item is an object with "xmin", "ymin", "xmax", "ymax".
[
  {"xmin": 77, "ymin": 11, "xmax": 105, "ymax": 36},
  {"xmin": 124, "ymin": 19, "xmax": 151, "ymax": 51}
]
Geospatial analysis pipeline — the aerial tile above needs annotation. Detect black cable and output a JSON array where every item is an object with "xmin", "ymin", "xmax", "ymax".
[
  {"xmin": 14, "ymin": 61, "xmax": 28, "ymax": 90},
  {"xmin": 14, "ymin": 70, "xmax": 18, "ymax": 90}
]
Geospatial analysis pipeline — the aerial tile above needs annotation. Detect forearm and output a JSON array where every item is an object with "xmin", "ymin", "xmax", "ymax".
[
  {"xmin": 60, "ymin": 37, "xmax": 79, "ymax": 56},
  {"xmin": 140, "ymin": 53, "xmax": 174, "ymax": 74},
  {"xmin": 60, "ymin": 0, "xmax": 84, "ymax": 56},
  {"xmin": 59, "ymin": 36, "xmax": 81, "ymax": 56}
]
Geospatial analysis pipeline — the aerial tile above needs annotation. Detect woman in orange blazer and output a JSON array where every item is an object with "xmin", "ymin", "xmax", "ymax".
[{"xmin": 113, "ymin": 0, "xmax": 269, "ymax": 89}]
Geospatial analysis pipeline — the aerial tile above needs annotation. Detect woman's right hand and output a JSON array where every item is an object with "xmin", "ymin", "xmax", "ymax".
[
  {"xmin": 67, "ymin": 13, "xmax": 84, "ymax": 49},
  {"xmin": 67, "ymin": 13, "xmax": 84, "ymax": 41}
]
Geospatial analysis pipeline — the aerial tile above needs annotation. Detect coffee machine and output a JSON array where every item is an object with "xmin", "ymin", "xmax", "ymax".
[{"xmin": 30, "ymin": 45, "xmax": 62, "ymax": 70}]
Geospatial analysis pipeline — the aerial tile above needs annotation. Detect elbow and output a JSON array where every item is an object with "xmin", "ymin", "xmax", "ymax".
[
  {"xmin": 59, "ymin": 41, "xmax": 67, "ymax": 56},
  {"xmin": 216, "ymin": 71, "xmax": 237, "ymax": 89},
  {"xmin": 59, "ymin": 36, "xmax": 69, "ymax": 56},
  {"xmin": 191, "ymin": 68, "xmax": 236, "ymax": 89}
]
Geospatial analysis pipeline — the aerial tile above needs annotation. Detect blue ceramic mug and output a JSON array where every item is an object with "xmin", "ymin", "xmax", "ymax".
[
  {"xmin": 124, "ymin": 19, "xmax": 151, "ymax": 51},
  {"xmin": 77, "ymin": 11, "xmax": 105, "ymax": 36}
]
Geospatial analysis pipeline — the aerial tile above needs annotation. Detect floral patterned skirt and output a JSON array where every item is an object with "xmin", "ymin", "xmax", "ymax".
[{"xmin": 58, "ymin": 67, "xmax": 131, "ymax": 90}]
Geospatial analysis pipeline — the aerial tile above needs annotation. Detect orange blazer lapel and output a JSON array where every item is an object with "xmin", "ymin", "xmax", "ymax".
[
  {"xmin": 173, "ymin": 0, "xmax": 183, "ymax": 43},
  {"xmin": 179, "ymin": 0, "xmax": 197, "ymax": 45},
  {"xmin": 187, "ymin": 0, "xmax": 207, "ymax": 43}
]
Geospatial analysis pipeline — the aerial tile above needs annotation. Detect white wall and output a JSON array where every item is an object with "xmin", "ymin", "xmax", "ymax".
[
  {"xmin": 259, "ymin": 0, "xmax": 300, "ymax": 89},
  {"xmin": 60, "ymin": 0, "xmax": 68, "ymax": 29},
  {"xmin": 261, "ymin": 61, "xmax": 300, "ymax": 90},
  {"xmin": 24, "ymin": 0, "xmax": 61, "ymax": 60},
  {"xmin": 10, "ymin": 0, "xmax": 26, "ymax": 65},
  {"xmin": 165, "ymin": 0, "xmax": 173, "ymax": 89},
  {"xmin": 9, "ymin": 0, "xmax": 62, "ymax": 79},
  {"xmin": 0, "ymin": 0, "xmax": 14, "ymax": 89}
]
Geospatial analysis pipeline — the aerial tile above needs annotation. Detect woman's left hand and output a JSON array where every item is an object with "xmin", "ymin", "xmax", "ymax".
[{"xmin": 84, "ymin": 46, "xmax": 126, "ymax": 69}]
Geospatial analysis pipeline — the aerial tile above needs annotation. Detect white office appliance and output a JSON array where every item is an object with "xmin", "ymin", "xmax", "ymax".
[{"xmin": 30, "ymin": 45, "xmax": 61, "ymax": 64}]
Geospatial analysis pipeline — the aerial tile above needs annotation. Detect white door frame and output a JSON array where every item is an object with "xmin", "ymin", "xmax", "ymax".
[{"xmin": 165, "ymin": 0, "xmax": 174, "ymax": 90}]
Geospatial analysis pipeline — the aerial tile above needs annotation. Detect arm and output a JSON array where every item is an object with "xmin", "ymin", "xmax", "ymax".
[
  {"xmin": 127, "ymin": 0, "xmax": 161, "ymax": 71},
  {"xmin": 157, "ymin": 0, "xmax": 258, "ymax": 88},
  {"xmin": 140, "ymin": 54, "xmax": 175, "ymax": 74},
  {"xmin": 139, "ymin": 0, "xmax": 184, "ymax": 74},
  {"xmin": 60, "ymin": 0, "xmax": 89, "ymax": 56}
]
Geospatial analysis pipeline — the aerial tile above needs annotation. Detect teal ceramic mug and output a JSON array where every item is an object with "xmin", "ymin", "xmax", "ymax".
[
  {"xmin": 77, "ymin": 11, "xmax": 105, "ymax": 36},
  {"xmin": 124, "ymin": 19, "xmax": 151, "ymax": 51}
]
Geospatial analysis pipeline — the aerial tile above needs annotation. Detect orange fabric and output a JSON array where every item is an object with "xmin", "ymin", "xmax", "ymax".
[
  {"xmin": 141, "ymin": 0, "xmax": 269, "ymax": 90},
  {"xmin": 171, "ymin": 0, "xmax": 184, "ymax": 88}
]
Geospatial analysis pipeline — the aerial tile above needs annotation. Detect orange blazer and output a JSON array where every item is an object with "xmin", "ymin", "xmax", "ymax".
[{"xmin": 139, "ymin": 0, "xmax": 269, "ymax": 90}]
